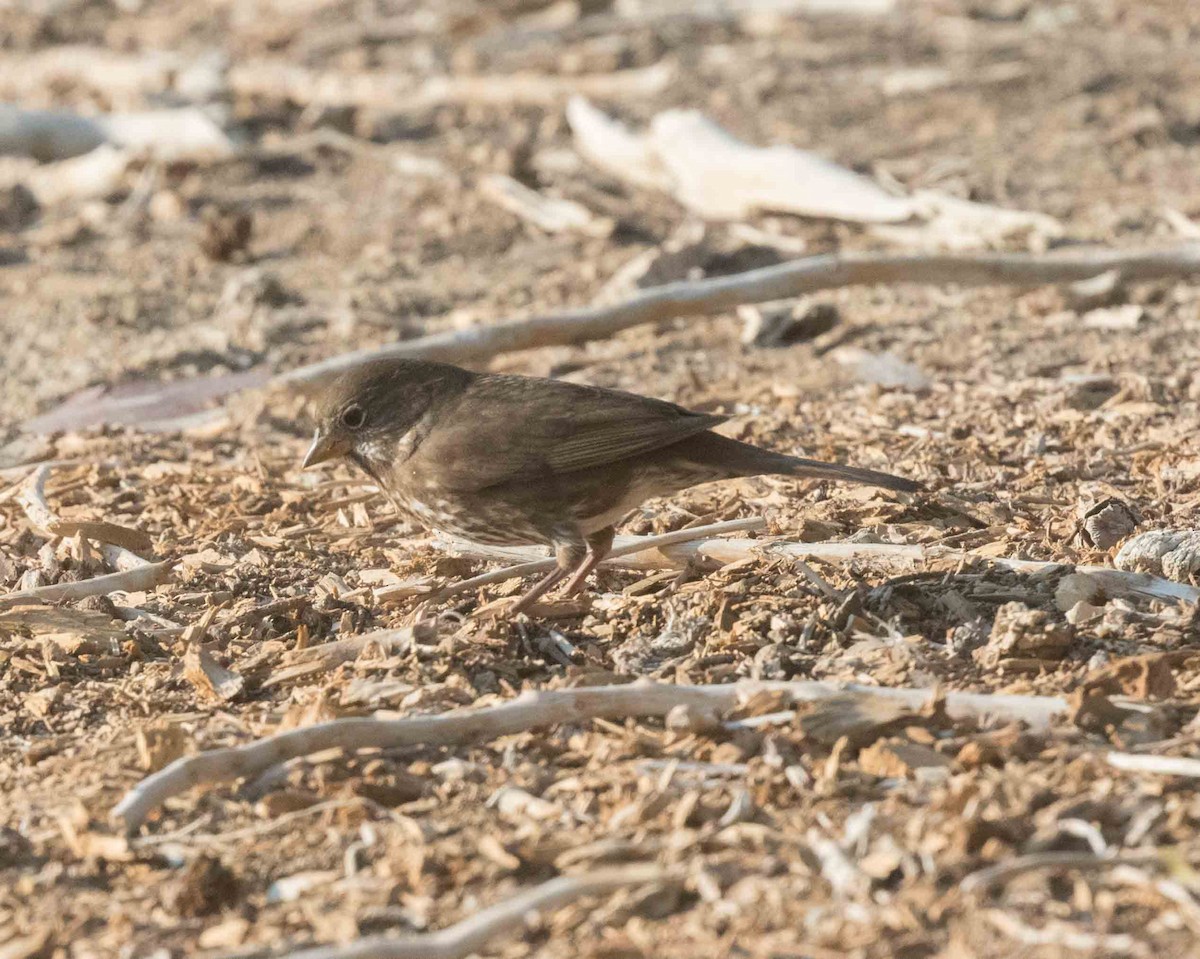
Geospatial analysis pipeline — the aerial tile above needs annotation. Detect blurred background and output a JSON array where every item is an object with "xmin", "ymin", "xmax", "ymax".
[{"xmin": 2, "ymin": 0, "xmax": 1198, "ymax": 440}]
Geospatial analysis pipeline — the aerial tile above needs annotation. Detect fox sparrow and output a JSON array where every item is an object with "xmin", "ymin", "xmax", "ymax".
[{"xmin": 302, "ymin": 359, "xmax": 920, "ymax": 614}]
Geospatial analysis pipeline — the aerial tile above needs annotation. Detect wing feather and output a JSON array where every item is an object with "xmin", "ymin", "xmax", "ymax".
[{"xmin": 414, "ymin": 375, "xmax": 725, "ymax": 491}]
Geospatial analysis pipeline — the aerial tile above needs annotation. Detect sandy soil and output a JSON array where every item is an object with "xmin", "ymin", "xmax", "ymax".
[{"xmin": 2, "ymin": 1, "xmax": 1200, "ymax": 956}]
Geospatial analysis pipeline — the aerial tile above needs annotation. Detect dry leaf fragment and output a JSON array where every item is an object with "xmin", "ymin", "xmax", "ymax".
[
  {"xmin": 859, "ymin": 739, "xmax": 953, "ymax": 778},
  {"xmin": 183, "ymin": 644, "xmax": 245, "ymax": 702},
  {"xmin": 0, "ymin": 605, "xmax": 125, "ymax": 642},
  {"xmin": 973, "ymin": 602, "xmax": 1073, "ymax": 667},
  {"xmin": 166, "ymin": 855, "xmax": 241, "ymax": 917},
  {"xmin": 480, "ymin": 173, "xmax": 604, "ymax": 235},
  {"xmin": 1078, "ymin": 498, "xmax": 1140, "ymax": 550},
  {"xmin": 1079, "ymin": 652, "xmax": 1186, "ymax": 701},
  {"xmin": 491, "ymin": 787, "xmax": 562, "ymax": 822},
  {"xmin": 134, "ymin": 723, "xmax": 190, "ymax": 772},
  {"xmin": 0, "ymin": 929, "xmax": 53, "ymax": 959}
]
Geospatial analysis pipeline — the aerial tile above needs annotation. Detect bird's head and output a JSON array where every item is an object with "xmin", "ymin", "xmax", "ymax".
[{"xmin": 301, "ymin": 358, "xmax": 472, "ymax": 477}]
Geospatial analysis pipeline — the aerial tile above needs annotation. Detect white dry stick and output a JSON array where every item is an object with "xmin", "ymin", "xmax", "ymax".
[
  {"xmin": 17, "ymin": 464, "xmax": 154, "ymax": 571},
  {"xmin": 0, "ymin": 47, "xmax": 194, "ymax": 113},
  {"xmin": 278, "ymin": 245, "xmax": 1200, "ymax": 385},
  {"xmin": 112, "ymin": 680, "xmax": 1066, "ymax": 832},
  {"xmin": 479, "ymin": 174, "xmax": 603, "ymax": 235},
  {"xmin": 961, "ymin": 848, "xmax": 1174, "ymax": 894},
  {"xmin": 280, "ymin": 865, "xmax": 680, "ymax": 959},
  {"xmin": 16, "ymin": 465, "xmax": 57, "ymax": 534},
  {"xmin": 434, "ymin": 532, "xmax": 1199, "ymax": 606},
  {"xmin": 983, "ymin": 910, "xmax": 1143, "ymax": 956},
  {"xmin": 1107, "ymin": 752, "xmax": 1200, "ymax": 779},
  {"xmin": 436, "ymin": 516, "xmax": 766, "ymax": 598},
  {"xmin": 227, "ymin": 61, "xmax": 673, "ymax": 112},
  {"xmin": 0, "ymin": 561, "xmax": 174, "ymax": 608},
  {"xmin": 646, "ymin": 108, "xmax": 916, "ymax": 223},
  {"xmin": 3, "ymin": 464, "xmax": 173, "ymax": 607},
  {"xmin": 261, "ymin": 627, "xmax": 421, "ymax": 688},
  {"xmin": 28, "ymin": 246, "xmax": 1200, "ymax": 436}
]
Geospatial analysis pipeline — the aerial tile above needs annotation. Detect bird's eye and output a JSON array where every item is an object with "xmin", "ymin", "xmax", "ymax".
[{"xmin": 340, "ymin": 404, "xmax": 366, "ymax": 430}]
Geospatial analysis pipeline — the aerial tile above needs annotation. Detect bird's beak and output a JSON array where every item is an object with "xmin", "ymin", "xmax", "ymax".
[{"xmin": 301, "ymin": 429, "xmax": 350, "ymax": 469}]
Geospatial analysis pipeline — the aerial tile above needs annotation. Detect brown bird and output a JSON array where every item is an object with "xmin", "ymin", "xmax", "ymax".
[{"xmin": 302, "ymin": 359, "xmax": 920, "ymax": 614}]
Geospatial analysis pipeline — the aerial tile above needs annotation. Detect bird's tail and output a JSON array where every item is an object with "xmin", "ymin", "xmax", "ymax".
[
  {"xmin": 777, "ymin": 455, "xmax": 923, "ymax": 492},
  {"xmin": 672, "ymin": 432, "xmax": 922, "ymax": 493}
]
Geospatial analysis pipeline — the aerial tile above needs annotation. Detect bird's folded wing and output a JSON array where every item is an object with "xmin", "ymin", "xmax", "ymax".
[{"xmin": 417, "ymin": 376, "xmax": 727, "ymax": 490}]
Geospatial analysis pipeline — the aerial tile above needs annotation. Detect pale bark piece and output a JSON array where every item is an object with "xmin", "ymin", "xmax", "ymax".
[
  {"xmin": 565, "ymin": 96, "xmax": 673, "ymax": 191},
  {"xmin": 111, "ymin": 680, "xmax": 1065, "ymax": 832},
  {"xmin": 228, "ymin": 61, "xmax": 673, "ymax": 111},
  {"xmin": 479, "ymin": 174, "xmax": 602, "ymax": 234},
  {"xmin": 0, "ymin": 106, "xmax": 232, "ymax": 164},
  {"xmin": 435, "ymin": 534, "xmax": 1200, "ymax": 606},
  {"xmin": 831, "ymin": 348, "xmax": 932, "ymax": 390},
  {"xmin": 646, "ymin": 109, "xmax": 915, "ymax": 222},
  {"xmin": 280, "ymin": 244, "xmax": 1200, "ymax": 385},
  {"xmin": 568, "ymin": 102, "xmax": 1061, "ymax": 247},
  {"xmin": 1115, "ymin": 530, "xmax": 1200, "ymax": 584},
  {"xmin": 19, "ymin": 145, "xmax": 131, "ymax": 204},
  {"xmin": 183, "ymin": 644, "xmax": 245, "ymax": 703},
  {"xmin": 280, "ymin": 866, "xmax": 680, "ymax": 959},
  {"xmin": 874, "ymin": 190, "xmax": 1064, "ymax": 251},
  {"xmin": 0, "ymin": 46, "xmax": 195, "ymax": 111},
  {"xmin": 25, "ymin": 369, "xmax": 269, "ymax": 435},
  {"xmin": 0, "ymin": 106, "xmax": 107, "ymax": 162},
  {"xmin": 0, "ymin": 561, "xmax": 174, "ymax": 608},
  {"xmin": 96, "ymin": 108, "xmax": 233, "ymax": 160}
]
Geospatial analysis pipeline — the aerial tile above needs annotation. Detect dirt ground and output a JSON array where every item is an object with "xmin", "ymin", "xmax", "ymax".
[{"xmin": 3, "ymin": 0, "xmax": 1200, "ymax": 956}]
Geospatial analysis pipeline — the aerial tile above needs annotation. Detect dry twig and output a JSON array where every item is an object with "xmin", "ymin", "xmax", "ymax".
[
  {"xmin": 279, "ymin": 865, "xmax": 680, "ymax": 959},
  {"xmin": 960, "ymin": 848, "xmax": 1176, "ymax": 894},
  {"xmin": 227, "ymin": 61, "xmax": 673, "ymax": 112},
  {"xmin": 439, "ymin": 533, "xmax": 1199, "ymax": 604},
  {"xmin": 436, "ymin": 516, "xmax": 766, "ymax": 598},
  {"xmin": 2, "ymin": 464, "xmax": 170, "ymax": 606},
  {"xmin": 112, "ymin": 680, "xmax": 1066, "ymax": 832},
  {"xmin": 18, "ymin": 465, "xmax": 152, "ymax": 569},
  {"xmin": 1107, "ymin": 752, "xmax": 1200, "ymax": 778},
  {"xmin": 0, "ymin": 561, "xmax": 174, "ymax": 608},
  {"xmin": 280, "ymin": 245, "xmax": 1200, "ymax": 384}
]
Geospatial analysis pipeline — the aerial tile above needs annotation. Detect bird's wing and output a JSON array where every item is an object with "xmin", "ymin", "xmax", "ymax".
[{"xmin": 415, "ymin": 374, "xmax": 726, "ymax": 491}]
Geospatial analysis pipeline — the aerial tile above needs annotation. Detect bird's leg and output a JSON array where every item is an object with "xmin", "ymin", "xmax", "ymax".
[
  {"xmin": 561, "ymin": 527, "xmax": 616, "ymax": 596},
  {"xmin": 508, "ymin": 540, "xmax": 586, "ymax": 616}
]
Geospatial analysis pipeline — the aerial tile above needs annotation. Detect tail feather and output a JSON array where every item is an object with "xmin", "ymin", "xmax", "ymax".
[
  {"xmin": 782, "ymin": 456, "xmax": 923, "ymax": 493},
  {"xmin": 668, "ymin": 432, "xmax": 922, "ymax": 493}
]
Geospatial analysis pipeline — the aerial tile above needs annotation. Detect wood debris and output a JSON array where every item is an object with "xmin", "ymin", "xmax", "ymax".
[{"xmin": 4, "ymin": 3, "xmax": 1200, "ymax": 958}]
